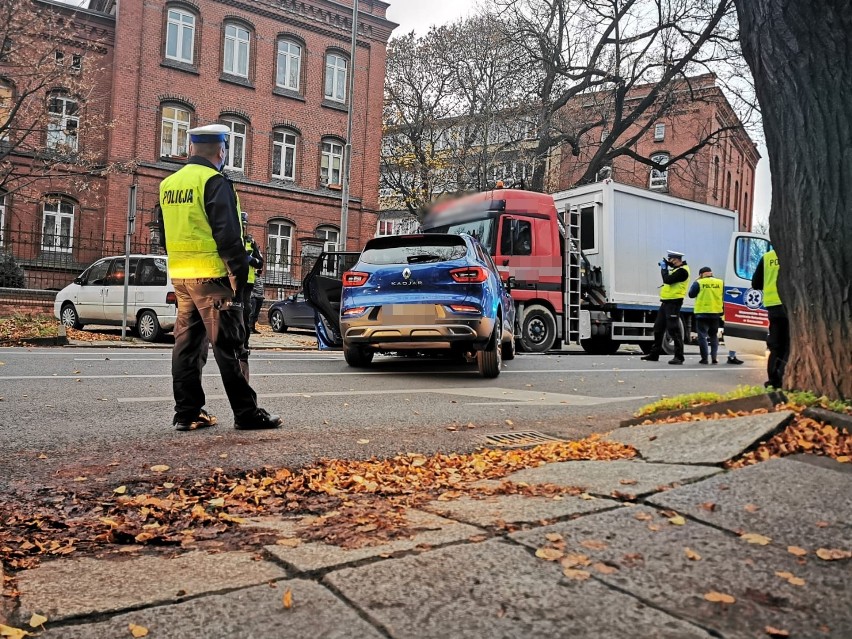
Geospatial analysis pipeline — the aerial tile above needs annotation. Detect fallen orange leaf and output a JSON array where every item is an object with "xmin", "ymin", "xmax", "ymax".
[
  {"xmin": 815, "ymin": 548, "xmax": 852, "ymax": 561},
  {"xmin": 786, "ymin": 546, "xmax": 807, "ymax": 557},
  {"xmin": 282, "ymin": 588, "xmax": 293, "ymax": 609},
  {"xmin": 704, "ymin": 591, "xmax": 735, "ymax": 604},
  {"xmin": 668, "ymin": 515, "xmax": 686, "ymax": 526},
  {"xmin": 128, "ymin": 624, "xmax": 149, "ymax": 638},
  {"xmin": 580, "ymin": 539, "xmax": 607, "ymax": 551},
  {"xmin": 535, "ymin": 547, "xmax": 564, "ymax": 561},
  {"xmin": 592, "ymin": 562, "xmax": 618, "ymax": 574},
  {"xmin": 684, "ymin": 547, "xmax": 701, "ymax": 561},
  {"xmin": 562, "ymin": 568, "xmax": 591, "ymax": 580},
  {"xmin": 765, "ymin": 626, "xmax": 789, "ymax": 638},
  {"xmin": 740, "ymin": 533, "xmax": 771, "ymax": 545}
]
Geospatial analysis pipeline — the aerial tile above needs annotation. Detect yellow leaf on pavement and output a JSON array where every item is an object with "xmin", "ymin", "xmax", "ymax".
[
  {"xmin": 560, "ymin": 553, "xmax": 590, "ymax": 568},
  {"xmin": 786, "ymin": 546, "xmax": 807, "ymax": 557},
  {"xmin": 580, "ymin": 539, "xmax": 607, "ymax": 551},
  {"xmin": 208, "ymin": 497, "xmax": 225, "ymax": 508},
  {"xmin": 113, "ymin": 485, "xmax": 127, "ymax": 495},
  {"xmin": 27, "ymin": 614, "xmax": 47, "ymax": 629},
  {"xmin": 535, "ymin": 547, "xmax": 564, "ymax": 561},
  {"xmin": 276, "ymin": 538, "xmax": 301, "ymax": 548},
  {"xmin": 562, "ymin": 568, "xmax": 591, "ymax": 580},
  {"xmin": 282, "ymin": 588, "xmax": 293, "ymax": 609},
  {"xmin": 128, "ymin": 624, "xmax": 149, "ymax": 638},
  {"xmin": 592, "ymin": 562, "xmax": 618, "ymax": 574},
  {"xmin": 150, "ymin": 465, "xmax": 170, "ymax": 473},
  {"xmin": 668, "ymin": 515, "xmax": 686, "ymax": 526},
  {"xmin": 357, "ymin": 439, "xmax": 370, "ymax": 444},
  {"xmin": 741, "ymin": 533, "xmax": 771, "ymax": 545},
  {"xmin": 765, "ymin": 626, "xmax": 790, "ymax": 637},
  {"xmin": 0, "ymin": 625, "xmax": 31, "ymax": 639},
  {"xmin": 163, "ymin": 482, "xmax": 175, "ymax": 489},
  {"xmin": 684, "ymin": 548, "xmax": 701, "ymax": 561},
  {"xmin": 816, "ymin": 547, "xmax": 852, "ymax": 561},
  {"xmin": 545, "ymin": 533, "xmax": 563, "ymax": 543},
  {"xmin": 704, "ymin": 591, "xmax": 735, "ymax": 604}
]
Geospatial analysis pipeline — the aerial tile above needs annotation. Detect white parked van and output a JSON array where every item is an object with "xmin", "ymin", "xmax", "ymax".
[{"xmin": 53, "ymin": 254, "xmax": 177, "ymax": 342}]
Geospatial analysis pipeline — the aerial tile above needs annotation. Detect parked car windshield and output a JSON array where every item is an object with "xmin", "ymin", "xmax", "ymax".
[
  {"xmin": 424, "ymin": 218, "xmax": 496, "ymax": 253},
  {"xmin": 360, "ymin": 236, "xmax": 467, "ymax": 265}
]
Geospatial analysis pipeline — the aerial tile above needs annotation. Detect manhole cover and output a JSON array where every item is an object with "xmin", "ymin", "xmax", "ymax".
[{"xmin": 481, "ymin": 431, "xmax": 567, "ymax": 448}]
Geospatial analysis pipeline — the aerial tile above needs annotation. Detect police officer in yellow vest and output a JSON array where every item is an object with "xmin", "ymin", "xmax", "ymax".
[
  {"xmin": 641, "ymin": 250, "xmax": 690, "ymax": 365},
  {"xmin": 240, "ymin": 212, "xmax": 263, "ymax": 350},
  {"xmin": 751, "ymin": 248, "xmax": 787, "ymax": 388},
  {"xmin": 157, "ymin": 124, "xmax": 281, "ymax": 431},
  {"xmin": 688, "ymin": 266, "xmax": 723, "ymax": 364}
]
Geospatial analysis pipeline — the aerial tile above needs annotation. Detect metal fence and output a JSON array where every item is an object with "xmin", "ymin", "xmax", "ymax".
[{"xmin": 0, "ymin": 226, "xmax": 328, "ymax": 307}]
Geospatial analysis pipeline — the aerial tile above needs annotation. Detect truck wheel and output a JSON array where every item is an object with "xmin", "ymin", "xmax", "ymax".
[
  {"xmin": 478, "ymin": 317, "xmax": 502, "ymax": 378},
  {"xmin": 580, "ymin": 337, "xmax": 620, "ymax": 355},
  {"xmin": 519, "ymin": 305, "xmax": 557, "ymax": 353},
  {"xmin": 344, "ymin": 343, "xmax": 374, "ymax": 367},
  {"xmin": 662, "ymin": 318, "xmax": 685, "ymax": 356}
]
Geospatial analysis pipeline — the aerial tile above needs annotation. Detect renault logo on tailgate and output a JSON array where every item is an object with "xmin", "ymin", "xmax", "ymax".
[{"xmin": 402, "ymin": 268, "xmax": 411, "ymax": 280}]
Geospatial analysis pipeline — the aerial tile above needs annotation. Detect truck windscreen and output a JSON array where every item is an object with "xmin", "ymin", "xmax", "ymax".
[{"xmin": 423, "ymin": 218, "xmax": 496, "ymax": 253}]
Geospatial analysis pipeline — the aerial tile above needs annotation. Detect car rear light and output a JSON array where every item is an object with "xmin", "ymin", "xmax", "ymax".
[
  {"xmin": 342, "ymin": 271, "xmax": 369, "ymax": 287},
  {"xmin": 166, "ymin": 292, "xmax": 177, "ymax": 305},
  {"xmin": 342, "ymin": 306, "xmax": 368, "ymax": 317},
  {"xmin": 450, "ymin": 266, "xmax": 488, "ymax": 283},
  {"xmin": 448, "ymin": 304, "xmax": 480, "ymax": 314}
]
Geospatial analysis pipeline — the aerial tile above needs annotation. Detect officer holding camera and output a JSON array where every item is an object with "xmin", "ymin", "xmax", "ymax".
[{"xmin": 641, "ymin": 250, "xmax": 690, "ymax": 365}]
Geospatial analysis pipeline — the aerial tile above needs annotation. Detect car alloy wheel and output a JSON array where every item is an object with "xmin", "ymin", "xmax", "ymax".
[
  {"xmin": 137, "ymin": 310, "xmax": 162, "ymax": 342},
  {"xmin": 270, "ymin": 310, "xmax": 286, "ymax": 332}
]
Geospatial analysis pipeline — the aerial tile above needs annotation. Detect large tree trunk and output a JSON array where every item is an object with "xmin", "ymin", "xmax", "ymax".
[{"xmin": 735, "ymin": 0, "xmax": 852, "ymax": 400}]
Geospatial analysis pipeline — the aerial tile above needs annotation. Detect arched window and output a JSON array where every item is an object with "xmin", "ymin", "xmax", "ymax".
[
  {"xmin": 223, "ymin": 22, "xmax": 250, "ymax": 78},
  {"xmin": 743, "ymin": 193, "xmax": 750, "ymax": 228},
  {"xmin": 221, "ymin": 116, "xmax": 248, "ymax": 172},
  {"xmin": 324, "ymin": 52, "xmax": 347, "ymax": 103},
  {"xmin": 266, "ymin": 219, "xmax": 294, "ymax": 274},
  {"xmin": 712, "ymin": 156, "xmax": 720, "ymax": 199},
  {"xmin": 42, "ymin": 197, "xmax": 75, "ymax": 252},
  {"xmin": 165, "ymin": 6, "xmax": 196, "ymax": 65},
  {"xmin": 276, "ymin": 38, "xmax": 302, "ymax": 92},
  {"xmin": 160, "ymin": 103, "xmax": 192, "ymax": 158},
  {"xmin": 649, "ymin": 153, "xmax": 669, "ymax": 191},
  {"xmin": 272, "ymin": 128, "xmax": 297, "ymax": 180},
  {"xmin": 320, "ymin": 138, "xmax": 344, "ymax": 186},
  {"xmin": 725, "ymin": 171, "xmax": 731, "ymax": 208},
  {"xmin": 734, "ymin": 179, "xmax": 740, "ymax": 211},
  {"xmin": 47, "ymin": 92, "xmax": 78, "ymax": 152}
]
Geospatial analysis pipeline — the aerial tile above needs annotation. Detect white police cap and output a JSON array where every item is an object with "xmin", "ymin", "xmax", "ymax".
[
  {"xmin": 188, "ymin": 124, "xmax": 230, "ymax": 144},
  {"xmin": 666, "ymin": 249, "xmax": 685, "ymax": 259}
]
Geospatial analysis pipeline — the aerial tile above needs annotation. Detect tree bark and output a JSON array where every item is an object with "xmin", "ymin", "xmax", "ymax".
[{"xmin": 735, "ymin": 0, "xmax": 852, "ymax": 399}]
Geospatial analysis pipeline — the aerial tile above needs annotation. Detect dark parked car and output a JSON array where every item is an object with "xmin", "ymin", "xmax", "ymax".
[
  {"xmin": 267, "ymin": 291, "xmax": 316, "ymax": 332},
  {"xmin": 304, "ymin": 234, "xmax": 516, "ymax": 378}
]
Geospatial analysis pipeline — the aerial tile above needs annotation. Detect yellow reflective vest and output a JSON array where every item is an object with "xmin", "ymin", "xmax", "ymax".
[
  {"xmin": 661, "ymin": 265, "xmax": 691, "ymax": 300},
  {"xmin": 245, "ymin": 239, "xmax": 256, "ymax": 284},
  {"xmin": 762, "ymin": 250, "xmax": 781, "ymax": 307},
  {"xmin": 694, "ymin": 277, "xmax": 724, "ymax": 314},
  {"xmin": 159, "ymin": 164, "xmax": 239, "ymax": 279}
]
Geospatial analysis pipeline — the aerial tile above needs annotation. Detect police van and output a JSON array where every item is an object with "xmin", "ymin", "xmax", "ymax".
[{"xmin": 53, "ymin": 254, "xmax": 177, "ymax": 342}]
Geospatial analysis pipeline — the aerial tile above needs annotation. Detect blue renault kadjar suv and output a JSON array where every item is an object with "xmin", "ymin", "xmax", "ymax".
[{"xmin": 304, "ymin": 234, "xmax": 516, "ymax": 378}]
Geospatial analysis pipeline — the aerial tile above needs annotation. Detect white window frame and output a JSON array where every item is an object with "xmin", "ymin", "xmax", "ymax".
[
  {"xmin": 266, "ymin": 220, "xmax": 293, "ymax": 274},
  {"xmin": 649, "ymin": 153, "xmax": 669, "ymax": 191},
  {"xmin": 222, "ymin": 118, "xmax": 247, "ymax": 172},
  {"xmin": 165, "ymin": 8, "xmax": 195, "ymax": 65},
  {"xmin": 272, "ymin": 129, "xmax": 297, "ymax": 180},
  {"xmin": 46, "ymin": 94, "xmax": 79, "ymax": 152},
  {"xmin": 654, "ymin": 122, "xmax": 666, "ymax": 142},
  {"xmin": 41, "ymin": 199, "xmax": 75, "ymax": 253},
  {"xmin": 376, "ymin": 220, "xmax": 395, "ymax": 237},
  {"xmin": 276, "ymin": 39, "xmax": 302, "ymax": 92},
  {"xmin": 324, "ymin": 53, "xmax": 347, "ymax": 103},
  {"xmin": 223, "ymin": 23, "xmax": 250, "ymax": 78},
  {"xmin": 316, "ymin": 225, "xmax": 339, "ymax": 251},
  {"xmin": 320, "ymin": 139, "xmax": 344, "ymax": 186},
  {"xmin": 160, "ymin": 105, "xmax": 191, "ymax": 158}
]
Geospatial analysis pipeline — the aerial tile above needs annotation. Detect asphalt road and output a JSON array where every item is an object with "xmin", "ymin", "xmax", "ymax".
[{"xmin": 0, "ymin": 345, "xmax": 765, "ymax": 492}]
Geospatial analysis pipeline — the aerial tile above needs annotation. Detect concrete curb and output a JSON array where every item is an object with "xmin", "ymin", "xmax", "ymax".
[
  {"xmin": 619, "ymin": 391, "xmax": 788, "ymax": 427},
  {"xmin": 803, "ymin": 406, "xmax": 852, "ymax": 432}
]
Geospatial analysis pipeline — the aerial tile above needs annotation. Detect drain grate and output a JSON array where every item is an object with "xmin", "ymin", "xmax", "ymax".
[{"xmin": 481, "ymin": 431, "xmax": 567, "ymax": 448}]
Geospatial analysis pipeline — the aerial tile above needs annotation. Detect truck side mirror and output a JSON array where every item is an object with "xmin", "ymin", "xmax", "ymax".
[{"xmin": 504, "ymin": 275, "xmax": 516, "ymax": 291}]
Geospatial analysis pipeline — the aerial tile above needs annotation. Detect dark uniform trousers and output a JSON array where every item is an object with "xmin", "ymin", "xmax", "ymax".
[
  {"xmin": 650, "ymin": 299, "xmax": 685, "ymax": 360},
  {"xmin": 172, "ymin": 278, "xmax": 257, "ymax": 422},
  {"xmin": 767, "ymin": 305, "xmax": 789, "ymax": 388},
  {"xmin": 241, "ymin": 287, "xmax": 253, "ymax": 352},
  {"xmin": 695, "ymin": 314, "xmax": 721, "ymax": 361}
]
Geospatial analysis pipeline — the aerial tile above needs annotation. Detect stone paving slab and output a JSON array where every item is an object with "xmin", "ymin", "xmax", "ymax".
[
  {"xmin": 17, "ymin": 551, "xmax": 286, "ymax": 623},
  {"xmin": 325, "ymin": 539, "xmax": 712, "ymax": 638},
  {"xmin": 606, "ymin": 411, "xmax": 794, "ymax": 464},
  {"xmin": 263, "ymin": 509, "xmax": 482, "ymax": 572},
  {"xmin": 422, "ymin": 493, "xmax": 620, "ymax": 527},
  {"xmin": 648, "ymin": 457, "xmax": 852, "ymax": 550},
  {"xmin": 43, "ymin": 580, "xmax": 384, "ymax": 639},
  {"xmin": 501, "ymin": 460, "xmax": 721, "ymax": 497},
  {"xmin": 511, "ymin": 506, "xmax": 851, "ymax": 639}
]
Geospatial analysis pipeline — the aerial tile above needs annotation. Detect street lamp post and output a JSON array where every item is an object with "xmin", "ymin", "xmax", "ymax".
[{"xmin": 338, "ymin": 0, "xmax": 359, "ymax": 252}]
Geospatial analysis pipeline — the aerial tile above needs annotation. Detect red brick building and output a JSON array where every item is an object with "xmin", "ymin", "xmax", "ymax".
[
  {"xmin": 556, "ymin": 74, "xmax": 760, "ymax": 231},
  {"xmin": 2, "ymin": 0, "xmax": 395, "ymax": 289}
]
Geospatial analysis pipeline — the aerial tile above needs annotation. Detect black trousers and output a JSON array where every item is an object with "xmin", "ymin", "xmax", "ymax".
[
  {"xmin": 249, "ymin": 296, "xmax": 264, "ymax": 328},
  {"xmin": 172, "ymin": 278, "xmax": 257, "ymax": 422},
  {"xmin": 241, "ymin": 287, "xmax": 253, "ymax": 351},
  {"xmin": 767, "ymin": 305, "xmax": 789, "ymax": 388},
  {"xmin": 650, "ymin": 299, "xmax": 684, "ymax": 360},
  {"xmin": 696, "ymin": 315, "xmax": 720, "ymax": 361}
]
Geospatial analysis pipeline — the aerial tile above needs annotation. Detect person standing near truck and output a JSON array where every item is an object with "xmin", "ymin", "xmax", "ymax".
[
  {"xmin": 641, "ymin": 250, "xmax": 690, "ymax": 365},
  {"xmin": 751, "ymin": 248, "xmax": 787, "ymax": 388},
  {"xmin": 241, "ymin": 212, "xmax": 264, "ymax": 350},
  {"xmin": 249, "ymin": 270, "xmax": 265, "ymax": 334},
  {"xmin": 688, "ymin": 266, "xmax": 723, "ymax": 364}
]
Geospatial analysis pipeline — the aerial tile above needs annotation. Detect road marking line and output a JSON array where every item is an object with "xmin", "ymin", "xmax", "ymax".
[{"xmin": 71, "ymin": 357, "xmax": 342, "ymax": 362}]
